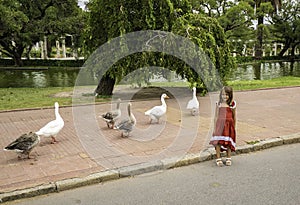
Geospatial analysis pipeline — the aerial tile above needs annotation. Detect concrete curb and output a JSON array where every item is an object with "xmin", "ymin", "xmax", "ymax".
[{"xmin": 1, "ymin": 133, "xmax": 300, "ymax": 203}]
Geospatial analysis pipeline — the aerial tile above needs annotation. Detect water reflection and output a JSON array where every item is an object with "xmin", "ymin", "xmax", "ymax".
[
  {"xmin": 32, "ymin": 72, "xmax": 46, "ymax": 87},
  {"xmin": 0, "ymin": 61, "xmax": 299, "ymax": 88},
  {"xmin": 0, "ymin": 68, "xmax": 82, "ymax": 88},
  {"xmin": 230, "ymin": 61, "xmax": 300, "ymax": 80}
]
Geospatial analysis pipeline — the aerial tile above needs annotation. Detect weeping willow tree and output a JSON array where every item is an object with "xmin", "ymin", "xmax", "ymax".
[
  {"xmin": 84, "ymin": 0, "xmax": 235, "ymax": 95},
  {"xmin": 85, "ymin": 0, "xmax": 181, "ymax": 95},
  {"xmin": 171, "ymin": 13, "xmax": 235, "ymax": 92}
]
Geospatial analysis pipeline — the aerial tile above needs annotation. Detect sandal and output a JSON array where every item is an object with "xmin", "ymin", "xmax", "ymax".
[
  {"xmin": 225, "ymin": 158, "xmax": 232, "ymax": 166},
  {"xmin": 216, "ymin": 158, "xmax": 223, "ymax": 167}
]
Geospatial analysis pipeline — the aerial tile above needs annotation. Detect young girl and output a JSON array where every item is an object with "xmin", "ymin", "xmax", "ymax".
[{"xmin": 209, "ymin": 86, "xmax": 236, "ymax": 167}]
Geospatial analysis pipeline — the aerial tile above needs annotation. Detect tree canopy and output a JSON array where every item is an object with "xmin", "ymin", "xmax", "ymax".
[
  {"xmin": 85, "ymin": 0, "xmax": 235, "ymax": 95},
  {"xmin": 190, "ymin": 0, "xmax": 255, "ymax": 56},
  {"xmin": 270, "ymin": 0, "xmax": 300, "ymax": 56},
  {"xmin": 172, "ymin": 13, "xmax": 235, "ymax": 86},
  {"xmin": 1, "ymin": 0, "xmax": 298, "ymax": 93},
  {"xmin": 0, "ymin": 0, "xmax": 85, "ymax": 66}
]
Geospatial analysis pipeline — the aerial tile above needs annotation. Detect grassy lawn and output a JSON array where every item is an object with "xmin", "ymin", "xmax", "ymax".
[
  {"xmin": 0, "ymin": 76, "xmax": 299, "ymax": 111},
  {"xmin": 228, "ymin": 76, "xmax": 300, "ymax": 91},
  {"xmin": 0, "ymin": 87, "xmax": 74, "ymax": 111}
]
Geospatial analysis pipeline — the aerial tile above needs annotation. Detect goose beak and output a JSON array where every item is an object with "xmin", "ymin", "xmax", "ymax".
[{"xmin": 165, "ymin": 95, "xmax": 170, "ymax": 99}]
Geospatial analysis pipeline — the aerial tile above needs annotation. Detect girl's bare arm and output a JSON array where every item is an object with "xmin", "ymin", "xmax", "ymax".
[{"xmin": 232, "ymin": 107, "xmax": 236, "ymax": 128}]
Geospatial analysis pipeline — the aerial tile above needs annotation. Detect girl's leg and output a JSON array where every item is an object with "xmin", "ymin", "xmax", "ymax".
[
  {"xmin": 216, "ymin": 145, "xmax": 221, "ymax": 158},
  {"xmin": 226, "ymin": 146, "xmax": 231, "ymax": 158},
  {"xmin": 215, "ymin": 145, "xmax": 223, "ymax": 167},
  {"xmin": 226, "ymin": 146, "xmax": 232, "ymax": 166}
]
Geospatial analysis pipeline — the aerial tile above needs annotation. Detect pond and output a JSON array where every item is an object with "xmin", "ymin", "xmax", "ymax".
[
  {"xmin": 0, "ymin": 67, "xmax": 81, "ymax": 88},
  {"xmin": 0, "ymin": 61, "xmax": 299, "ymax": 88},
  {"xmin": 229, "ymin": 61, "xmax": 300, "ymax": 81}
]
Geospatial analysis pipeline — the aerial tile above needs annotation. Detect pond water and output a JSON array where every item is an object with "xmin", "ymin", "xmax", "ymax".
[
  {"xmin": 0, "ymin": 61, "xmax": 299, "ymax": 88},
  {"xmin": 229, "ymin": 61, "xmax": 300, "ymax": 81},
  {"xmin": 0, "ymin": 67, "xmax": 81, "ymax": 88}
]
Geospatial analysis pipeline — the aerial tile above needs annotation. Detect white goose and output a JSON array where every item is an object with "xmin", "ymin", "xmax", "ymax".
[
  {"xmin": 145, "ymin": 93, "xmax": 169, "ymax": 124},
  {"xmin": 101, "ymin": 99, "xmax": 121, "ymax": 129},
  {"xmin": 115, "ymin": 102, "xmax": 136, "ymax": 137},
  {"xmin": 187, "ymin": 87, "xmax": 199, "ymax": 116},
  {"xmin": 35, "ymin": 102, "xmax": 64, "ymax": 144}
]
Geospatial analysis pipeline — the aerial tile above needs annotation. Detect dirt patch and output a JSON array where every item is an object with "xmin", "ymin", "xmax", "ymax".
[
  {"xmin": 52, "ymin": 91, "xmax": 73, "ymax": 98},
  {"xmin": 53, "ymin": 86, "xmax": 193, "ymax": 100},
  {"xmin": 113, "ymin": 86, "xmax": 192, "ymax": 100}
]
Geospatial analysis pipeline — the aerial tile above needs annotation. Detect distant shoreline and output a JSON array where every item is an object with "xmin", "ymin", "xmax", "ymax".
[{"xmin": 0, "ymin": 67, "xmax": 49, "ymax": 70}]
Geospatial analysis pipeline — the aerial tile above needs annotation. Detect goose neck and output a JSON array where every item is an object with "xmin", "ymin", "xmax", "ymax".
[
  {"xmin": 193, "ymin": 89, "xmax": 197, "ymax": 99},
  {"xmin": 128, "ymin": 104, "xmax": 136, "ymax": 124},
  {"xmin": 161, "ymin": 97, "xmax": 167, "ymax": 107},
  {"xmin": 55, "ymin": 107, "xmax": 62, "ymax": 120},
  {"xmin": 127, "ymin": 104, "xmax": 131, "ymax": 116},
  {"xmin": 130, "ymin": 113, "xmax": 136, "ymax": 124}
]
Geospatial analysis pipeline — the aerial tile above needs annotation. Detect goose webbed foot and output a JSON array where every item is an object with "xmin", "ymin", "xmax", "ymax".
[
  {"xmin": 51, "ymin": 136, "xmax": 58, "ymax": 144},
  {"xmin": 27, "ymin": 154, "xmax": 33, "ymax": 159},
  {"xmin": 17, "ymin": 153, "xmax": 33, "ymax": 160},
  {"xmin": 110, "ymin": 122, "xmax": 115, "ymax": 129},
  {"xmin": 121, "ymin": 132, "xmax": 129, "ymax": 138}
]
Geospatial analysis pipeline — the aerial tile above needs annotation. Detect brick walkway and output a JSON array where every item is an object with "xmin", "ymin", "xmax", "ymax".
[{"xmin": 1, "ymin": 87, "xmax": 300, "ymax": 193}]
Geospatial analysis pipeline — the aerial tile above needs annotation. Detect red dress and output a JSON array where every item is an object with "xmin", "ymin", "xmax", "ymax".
[{"xmin": 209, "ymin": 101, "xmax": 236, "ymax": 152}]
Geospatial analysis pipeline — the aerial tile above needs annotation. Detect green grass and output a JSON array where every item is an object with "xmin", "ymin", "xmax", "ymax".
[
  {"xmin": 148, "ymin": 81, "xmax": 189, "ymax": 87},
  {"xmin": 0, "ymin": 76, "xmax": 299, "ymax": 111},
  {"xmin": 0, "ymin": 86, "xmax": 113, "ymax": 111},
  {"xmin": 228, "ymin": 76, "xmax": 300, "ymax": 91},
  {"xmin": 245, "ymin": 140, "xmax": 260, "ymax": 145},
  {"xmin": 0, "ymin": 87, "xmax": 74, "ymax": 111}
]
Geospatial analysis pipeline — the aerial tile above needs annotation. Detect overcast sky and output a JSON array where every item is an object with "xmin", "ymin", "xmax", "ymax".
[{"xmin": 78, "ymin": 0, "xmax": 88, "ymax": 10}]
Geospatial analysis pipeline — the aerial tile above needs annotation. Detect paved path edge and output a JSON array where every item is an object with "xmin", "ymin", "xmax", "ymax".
[{"xmin": 1, "ymin": 133, "xmax": 300, "ymax": 203}]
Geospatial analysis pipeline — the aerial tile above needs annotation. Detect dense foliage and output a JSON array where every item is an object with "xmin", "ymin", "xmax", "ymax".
[
  {"xmin": 85, "ymin": 0, "xmax": 235, "ymax": 95},
  {"xmin": 270, "ymin": 0, "xmax": 300, "ymax": 57},
  {"xmin": 0, "ymin": 0, "xmax": 85, "ymax": 66},
  {"xmin": 1, "ymin": 0, "xmax": 299, "ymax": 95}
]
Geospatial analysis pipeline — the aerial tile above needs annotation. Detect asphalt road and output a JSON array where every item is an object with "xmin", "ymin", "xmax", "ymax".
[{"xmin": 6, "ymin": 143, "xmax": 300, "ymax": 205}]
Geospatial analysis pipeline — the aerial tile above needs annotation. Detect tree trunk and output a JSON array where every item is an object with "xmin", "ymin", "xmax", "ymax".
[
  {"xmin": 253, "ymin": 63, "xmax": 261, "ymax": 80},
  {"xmin": 47, "ymin": 38, "xmax": 52, "ymax": 58},
  {"xmin": 14, "ymin": 45, "xmax": 25, "ymax": 66},
  {"xmin": 0, "ymin": 41, "xmax": 24, "ymax": 66},
  {"xmin": 278, "ymin": 44, "xmax": 290, "ymax": 57},
  {"xmin": 254, "ymin": 15, "xmax": 264, "ymax": 59},
  {"xmin": 291, "ymin": 47, "xmax": 295, "ymax": 56},
  {"xmin": 13, "ymin": 52, "xmax": 23, "ymax": 67},
  {"xmin": 94, "ymin": 74, "xmax": 116, "ymax": 96},
  {"xmin": 289, "ymin": 61, "xmax": 295, "ymax": 75},
  {"xmin": 290, "ymin": 43, "xmax": 299, "ymax": 57}
]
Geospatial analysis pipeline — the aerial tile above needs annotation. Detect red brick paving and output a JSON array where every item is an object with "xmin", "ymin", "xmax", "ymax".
[{"xmin": 1, "ymin": 87, "xmax": 300, "ymax": 193}]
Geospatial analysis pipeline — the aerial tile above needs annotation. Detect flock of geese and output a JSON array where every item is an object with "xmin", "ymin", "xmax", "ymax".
[
  {"xmin": 4, "ymin": 102, "xmax": 64, "ymax": 159},
  {"xmin": 3, "ymin": 87, "xmax": 199, "ymax": 160}
]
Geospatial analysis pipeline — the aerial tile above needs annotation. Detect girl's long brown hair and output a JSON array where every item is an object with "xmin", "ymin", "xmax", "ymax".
[{"xmin": 218, "ymin": 86, "xmax": 233, "ymax": 106}]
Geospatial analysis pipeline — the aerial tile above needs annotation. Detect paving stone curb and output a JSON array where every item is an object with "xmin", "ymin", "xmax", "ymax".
[{"xmin": 1, "ymin": 133, "xmax": 299, "ymax": 203}]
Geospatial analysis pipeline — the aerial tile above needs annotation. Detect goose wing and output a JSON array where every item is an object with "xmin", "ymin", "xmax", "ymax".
[
  {"xmin": 5, "ymin": 132, "xmax": 39, "ymax": 152},
  {"xmin": 36, "ymin": 119, "xmax": 64, "ymax": 136},
  {"xmin": 187, "ymin": 98, "xmax": 199, "ymax": 109},
  {"xmin": 102, "ymin": 109, "xmax": 121, "ymax": 121},
  {"xmin": 145, "ymin": 105, "xmax": 166, "ymax": 117},
  {"xmin": 115, "ymin": 119, "xmax": 134, "ymax": 132}
]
